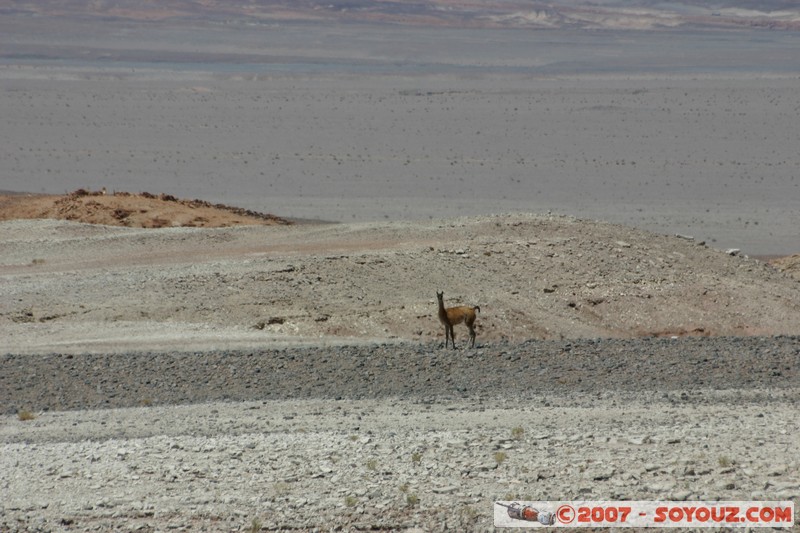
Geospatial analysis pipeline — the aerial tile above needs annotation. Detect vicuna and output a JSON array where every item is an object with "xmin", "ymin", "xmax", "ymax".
[{"xmin": 436, "ymin": 291, "xmax": 480, "ymax": 349}]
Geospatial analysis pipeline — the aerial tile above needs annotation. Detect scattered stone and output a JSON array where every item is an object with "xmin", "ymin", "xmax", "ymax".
[
  {"xmin": 592, "ymin": 468, "xmax": 616, "ymax": 481},
  {"xmin": 671, "ymin": 490, "xmax": 693, "ymax": 501}
]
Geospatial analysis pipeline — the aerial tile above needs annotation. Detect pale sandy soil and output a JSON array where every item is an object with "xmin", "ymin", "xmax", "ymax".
[
  {"xmin": 3, "ymin": 393, "xmax": 798, "ymax": 531},
  {"xmin": 772, "ymin": 254, "xmax": 800, "ymax": 282},
  {"xmin": 3, "ymin": 210, "xmax": 800, "ymax": 354},
  {"xmin": 2, "ymin": 202, "xmax": 799, "ymax": 532}
]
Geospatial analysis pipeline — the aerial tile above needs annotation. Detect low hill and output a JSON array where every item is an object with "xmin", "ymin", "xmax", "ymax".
[
  {"xmin": 0, "ymin": 190, "xmax": 290, "ymax": 228},
  {"xmin": 2, "ymin": 208, "xmax": 799, "ymax": 354}
]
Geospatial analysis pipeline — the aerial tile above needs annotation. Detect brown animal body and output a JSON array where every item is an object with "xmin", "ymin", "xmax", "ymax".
[{"xmin": 436, "ymin": 291, "xmax": 480, "ymax": 349}]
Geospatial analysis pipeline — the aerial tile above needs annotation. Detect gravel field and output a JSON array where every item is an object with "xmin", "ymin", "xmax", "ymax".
[
  {"xmin": 2, "ymin": 338, "xmax": 799, "ymax": 532},
  {"xmin": 2, "ymin": 337, "xmax": 799, "ymax": 414}
]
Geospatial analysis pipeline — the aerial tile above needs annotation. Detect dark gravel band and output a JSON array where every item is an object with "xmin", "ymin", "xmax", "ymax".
[{"xmin": 3, "ymin": 336, "xmax": 798, "ymax": 414}]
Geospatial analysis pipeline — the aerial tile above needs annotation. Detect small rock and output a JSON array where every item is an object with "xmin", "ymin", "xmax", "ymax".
[
  {"xmin": 475, "ymin": 461, "xmax": 498, "ymax": 472},
  {"xmin": 648, "ymin": 480, "xmax": 676, "ymax": 493},
  {"xmin": 592, "ymin": 468, "xmax": 616, "ymax": 481},
  {"xmin": 671, "ymin": 490, "xmax": 693, "ymax": 501}
]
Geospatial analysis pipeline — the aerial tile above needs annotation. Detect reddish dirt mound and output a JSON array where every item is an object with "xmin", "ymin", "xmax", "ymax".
[{"xmin": 0, "ymin": 189, "xmax": 291, "ymax": 228}]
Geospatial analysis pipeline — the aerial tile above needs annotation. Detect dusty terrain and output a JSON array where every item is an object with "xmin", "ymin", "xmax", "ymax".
[
  {"xmin": 2, "ymin": 387, "xmax": 797, "ymax": 531},
  {"xmin": 2, "ymin": 3, "xmax": 800, "ymax": 530},
  {"xmin": 2, "ymin": 207, "xmax": 800, "ymax": 531},
  {"xmin": 3, "ymin": 212, "xmax": 800, "ymax": 354},
  {"xmin": 772, "ymin": 254, "xmax": 800, "ymax": 282}
]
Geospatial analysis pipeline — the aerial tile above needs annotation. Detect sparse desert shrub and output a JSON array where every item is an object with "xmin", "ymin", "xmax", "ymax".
[
  {"xmin": 248, "ymin": 517, "xmax": 262, "ymax": 532},
  {"xmin": 18, "ymin": 410, "xmax": 36, "ymax": 421},
  {"xmin": 461, "ymin": 505, "xmax": 479, "ymax": 521},
  {"xmin": 12, "ymin": 310, "xmax": 34, "ymax": 323},
  {"xmin": 366, "ymin": 459, "xmax": 378, "ymax": 471},
  {"xmin": 344, "ymin": 495, "xmax": 358, "ymax": 507},
  {"xmin": 505, "ymin": 492, "xmax": 534, "ymax": 502},
  {"xmin": 494, "ymin": 451, "xmax": 508, "ymax": 465},
  {"xmin": 511, "ymin": 427, "xmax": 524, "ymax": 440},
  {"xmin": 406, "ymin": 493, "xmax": 419, "ymax": 507}
]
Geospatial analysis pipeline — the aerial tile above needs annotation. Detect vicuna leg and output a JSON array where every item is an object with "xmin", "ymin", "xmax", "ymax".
[
  {"xmin": 466, "ymin": 305, "xmax": 480, "ymax": 348},
  {"xmin": 446, "ymin": 323, "xmax": 456, "ymax": 349}
]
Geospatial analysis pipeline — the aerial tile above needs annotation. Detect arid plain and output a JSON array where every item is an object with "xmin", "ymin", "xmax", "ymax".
[{"xmin": 2, "ymin": 2, "xmax": 800, "ymax": 531}]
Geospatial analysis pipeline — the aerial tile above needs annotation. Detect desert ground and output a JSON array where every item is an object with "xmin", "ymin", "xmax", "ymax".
[
  {"xmin": 2, "ymin": 206, "xmax": 800, "ymax": 531},
  {"xmin": 3, "ymin": 202, "xmax": 800, "ymax": 353},
  {"xmin": 2, "ymin": 2, "xmax": 800, "ymax": 531}
]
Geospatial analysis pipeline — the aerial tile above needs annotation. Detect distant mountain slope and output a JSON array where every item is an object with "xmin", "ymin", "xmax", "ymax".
[{"xmin": 4, "ymin": 0, "xmax": 800, "ymax": 30}]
